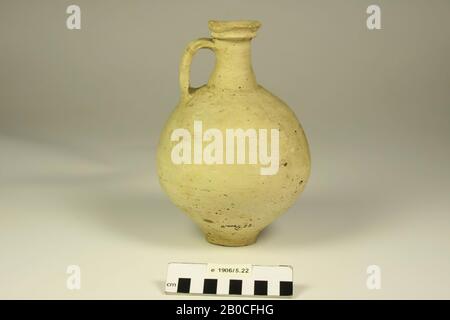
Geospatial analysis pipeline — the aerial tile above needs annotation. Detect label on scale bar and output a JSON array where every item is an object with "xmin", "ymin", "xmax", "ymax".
[
  {"xmin": 206, "ymin": 263, "xmax": 252, "ymax": 278},
  {"xmin": 165, "ymin": 262, "xmax": 293, "ymax": 297}
]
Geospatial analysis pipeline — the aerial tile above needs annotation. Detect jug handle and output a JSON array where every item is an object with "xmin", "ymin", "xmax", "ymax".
[{"xmin": 179, "ymin": 38, "xmax": 215, "ymax": 101}]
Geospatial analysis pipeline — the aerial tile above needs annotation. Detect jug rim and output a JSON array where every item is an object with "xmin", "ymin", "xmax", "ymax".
[{"xmin": 208, "ymin": 20, "xmax": 261, "ymax": 39}]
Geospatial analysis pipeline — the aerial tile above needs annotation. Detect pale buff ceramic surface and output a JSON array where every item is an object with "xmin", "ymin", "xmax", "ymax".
[{"xmin": 157, "ymin": 20, "xmax": 311, "ymax": 246}]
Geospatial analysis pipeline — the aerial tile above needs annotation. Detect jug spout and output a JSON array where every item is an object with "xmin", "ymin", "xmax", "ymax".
[{"xmin": 208, "ymin": 20, "xmax": 260, "ymax": 90}]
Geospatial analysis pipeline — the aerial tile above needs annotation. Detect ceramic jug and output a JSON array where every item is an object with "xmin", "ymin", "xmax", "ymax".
[{"xmin": 157, "ymin": 20, "xmax": 310, "ymax": 246}]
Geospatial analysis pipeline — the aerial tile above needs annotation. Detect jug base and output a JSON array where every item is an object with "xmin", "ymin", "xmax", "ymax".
[{"xmin": 205, "ymin": 233, "xmax": 259, "ymax": 247}]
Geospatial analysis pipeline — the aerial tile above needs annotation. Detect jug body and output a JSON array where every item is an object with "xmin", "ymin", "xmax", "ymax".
[{"xmin": 157, "ymin": 21, "xmax": 311, "ymax": 246}]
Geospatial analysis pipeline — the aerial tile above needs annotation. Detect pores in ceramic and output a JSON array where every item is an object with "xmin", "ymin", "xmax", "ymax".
[{"xmin": 157, "ymin": 20, "xmax": 311, "ymax": 246}]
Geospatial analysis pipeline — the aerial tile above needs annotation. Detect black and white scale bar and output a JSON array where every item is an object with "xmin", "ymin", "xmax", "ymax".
[
  {"xmin": 177, "ymin": 278, "xmax": 292, "ymax": 296},
  {"xmin": 165, "ymin": 263, "xmax": 293, "ymax": 297}
]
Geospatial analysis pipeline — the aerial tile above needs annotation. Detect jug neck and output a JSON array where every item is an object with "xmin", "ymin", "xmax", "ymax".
[{"xmin": 209, "ymin": 39, "xmax": 258, "ymax": 90}]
